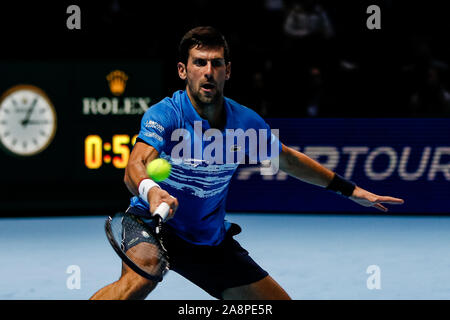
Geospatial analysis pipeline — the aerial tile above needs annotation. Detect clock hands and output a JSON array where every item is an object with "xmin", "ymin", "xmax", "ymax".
[
  {"xmin": 25, "ymin": 120, "xmax": 49, "ymax": 125},
  {"xmin": 0, "ymin": 86, "xmax": 57, "ymax": 156},
  {"xmin": 21, "ymin": 98, "xmax": 38, "ymax": 127},
  {"xmin": 11, "ymin": 99, "xmax": 19, "ymax": 109}
]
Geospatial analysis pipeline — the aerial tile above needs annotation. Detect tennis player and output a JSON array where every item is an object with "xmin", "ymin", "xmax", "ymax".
[{"xmin": 90, "ymin": 26, "xmax": 404, "ymax": 300}]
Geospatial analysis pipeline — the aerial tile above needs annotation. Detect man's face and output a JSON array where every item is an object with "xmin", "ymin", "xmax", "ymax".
[{"xmin": 178, "ymin": 46, "xmax": 231, "ymax": 105}]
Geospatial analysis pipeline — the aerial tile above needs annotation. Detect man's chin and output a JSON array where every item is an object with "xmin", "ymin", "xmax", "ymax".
[{"xmin": 198, "ymin": 92, "xmax": 220, "ymax": 105}]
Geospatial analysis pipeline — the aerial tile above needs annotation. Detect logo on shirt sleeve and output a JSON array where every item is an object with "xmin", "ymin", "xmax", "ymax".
[
  {"xmin": 144, "ymin": 120, "xmax": 165, "ymax": 133},
  {"xmin": 143, "ymin": 131, "xmax": 163, "ymax": 142}
]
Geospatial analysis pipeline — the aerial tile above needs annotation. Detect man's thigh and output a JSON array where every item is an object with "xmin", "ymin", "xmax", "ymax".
[
  {"xmin": 163, "ymin": 225, "xmax": 270, "ymax": 299},
  {"xmin": 221, "ymin": 275, "xmax": 291, "ymax": 300}
]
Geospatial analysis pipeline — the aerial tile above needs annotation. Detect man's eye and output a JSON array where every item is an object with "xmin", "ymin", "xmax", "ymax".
[
  {"xmin": 212, "ymin": 60, "xmax": 225, "ymax": 67},
  {"xmin": 194, "ymin": 60, "xmax": 207, "ymax": 66}
]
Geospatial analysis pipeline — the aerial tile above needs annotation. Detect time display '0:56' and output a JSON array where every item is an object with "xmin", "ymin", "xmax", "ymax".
[{"xmin": 85, "ymin": 134, "xmax": 137, "ymax": 169}]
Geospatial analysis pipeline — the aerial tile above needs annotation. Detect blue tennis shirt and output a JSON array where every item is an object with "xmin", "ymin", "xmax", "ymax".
[{"xmin": 129, "ymin": 90, "xmax": 281, "ymax": 245}]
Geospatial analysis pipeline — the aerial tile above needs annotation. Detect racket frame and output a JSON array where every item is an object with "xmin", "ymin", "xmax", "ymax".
[{"xmin": 105, "ymin": 212, "xmax": 168, "ymax": 282}]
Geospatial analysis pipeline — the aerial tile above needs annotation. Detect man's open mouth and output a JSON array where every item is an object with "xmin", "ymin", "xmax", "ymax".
[{"xmin": 201, "ymin": 83, "xmax": 216, "ymax": 90}]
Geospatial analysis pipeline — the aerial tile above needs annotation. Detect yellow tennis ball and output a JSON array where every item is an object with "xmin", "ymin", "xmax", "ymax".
[{"xmin": 146, "ymin": 158, "xmax": 172, "ymax": 182}]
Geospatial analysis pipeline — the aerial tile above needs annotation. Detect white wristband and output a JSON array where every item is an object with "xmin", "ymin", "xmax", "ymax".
[{"xmin": 138, "ymin": 179, "xmax": 160, "ymax": 204}]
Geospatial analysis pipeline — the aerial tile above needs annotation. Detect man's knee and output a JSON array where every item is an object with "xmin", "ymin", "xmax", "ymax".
[
  {"xmin": 119, "ymin": 264, "xmax": 158, "ymax": 298},
  {"xmin": 89, "ymin": 264, "xmax": 158, "ymax": 300}
]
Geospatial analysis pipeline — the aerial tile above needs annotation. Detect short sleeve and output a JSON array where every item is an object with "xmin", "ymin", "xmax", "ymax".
[
  {"xmin": 254, "ymin": 118, "xmax": 282, "ymax": 162},
  {"xmin": 240, "ymin": 108, "xmax": 282, "ymax": 163},
  {"xmin": 137, "ymin": 101, "xmax": 177, "ymax": 153}
]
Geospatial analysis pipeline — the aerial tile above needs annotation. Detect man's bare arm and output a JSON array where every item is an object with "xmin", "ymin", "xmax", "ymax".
[
  {"xmin": 124, "ymin": 141, "xmax": 178, "ymax": 217},
  {"xmin": 124, "ymin": 141, "xmax": 160, "ymax": 196},
  {"xmin": 278, "ymin": 143, "xmax": 334, "ymax": 187},
  {"xmin": 278, "ymin": 143, "xmax": 404, "ymax": 212}
]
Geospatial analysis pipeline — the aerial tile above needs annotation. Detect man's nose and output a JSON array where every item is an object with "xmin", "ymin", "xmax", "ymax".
[{"xmin": 204, "ymin": 62, "xmax": 213, "ymax": 78}]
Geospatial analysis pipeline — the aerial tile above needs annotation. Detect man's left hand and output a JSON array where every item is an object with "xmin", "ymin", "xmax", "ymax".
[{"xmin": 349, "ymin": 186, "xmax": 404, "ymax": 212}]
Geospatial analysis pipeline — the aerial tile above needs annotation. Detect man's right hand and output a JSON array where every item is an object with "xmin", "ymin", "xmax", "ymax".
[{"xmin": 148, "ymin": 186, "xmax": 179, "ymax": 220}]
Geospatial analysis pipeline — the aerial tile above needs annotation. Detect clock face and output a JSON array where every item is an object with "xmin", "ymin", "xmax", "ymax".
[{"xmin": 0, "ymin": 85, "xmax": 57, "ymax": 156}]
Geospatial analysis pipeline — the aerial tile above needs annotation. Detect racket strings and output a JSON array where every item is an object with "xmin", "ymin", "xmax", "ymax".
[{"xmin": 111, "ymin": 212, "xmax": 169, "ymax": 279}]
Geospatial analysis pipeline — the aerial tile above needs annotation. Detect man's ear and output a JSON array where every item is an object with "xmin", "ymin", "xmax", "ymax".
[
  {"xmin": 177, "ymin": 62, "xmax": 187, "ymax": 80},
  {"xmin": 225, "ymin": 62, "xmax": 231, "ymax": 80}
]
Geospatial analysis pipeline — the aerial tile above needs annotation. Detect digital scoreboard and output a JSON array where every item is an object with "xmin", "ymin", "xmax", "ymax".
[
  {"xmin": 84, "ymin": 134, "xmax": 138, "ymax": 169},
  {"xmin": 0, "ymin": 60, "xmax": 164, "ymax": 216}
]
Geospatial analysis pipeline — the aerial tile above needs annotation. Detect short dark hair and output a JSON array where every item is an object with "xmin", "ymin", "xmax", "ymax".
[{"xmin": 178, "ymin": 26, "xmax": 230, "ymax": 65}]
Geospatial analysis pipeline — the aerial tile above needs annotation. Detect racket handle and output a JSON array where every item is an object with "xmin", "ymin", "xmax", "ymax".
[{"xmin": 153, "ymin": 202, "xmax": 170, "ymax": 222}]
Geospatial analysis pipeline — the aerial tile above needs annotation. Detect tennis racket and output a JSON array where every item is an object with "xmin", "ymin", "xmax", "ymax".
[{"xmin": 105, "ymin": 202, "xmax": 170, "ymax": 282}]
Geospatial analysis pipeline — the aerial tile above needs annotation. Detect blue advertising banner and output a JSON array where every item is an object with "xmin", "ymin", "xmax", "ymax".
[{"xmin": 226, "ymin": 119, "xmax": 450, "ymax": 214}]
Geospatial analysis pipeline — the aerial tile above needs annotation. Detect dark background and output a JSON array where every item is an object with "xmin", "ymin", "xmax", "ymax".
[
  {"xmin": 0, "ymin": 1, "xmax": 448, "ymax": 216},
  {"xmin": 1, "ymin": 0, "xmax": 449, "ymax": 118}
]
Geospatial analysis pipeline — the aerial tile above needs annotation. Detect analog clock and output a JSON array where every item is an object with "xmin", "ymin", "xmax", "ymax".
[{"xmin": 0, "ymin": 85, "xmax": 57, "ymax": 156}]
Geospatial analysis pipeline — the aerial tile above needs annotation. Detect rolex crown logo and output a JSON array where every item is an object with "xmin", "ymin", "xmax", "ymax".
[{"xmin": 106, "ymin": 70, "xmax": 128, "ymax": 96}]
